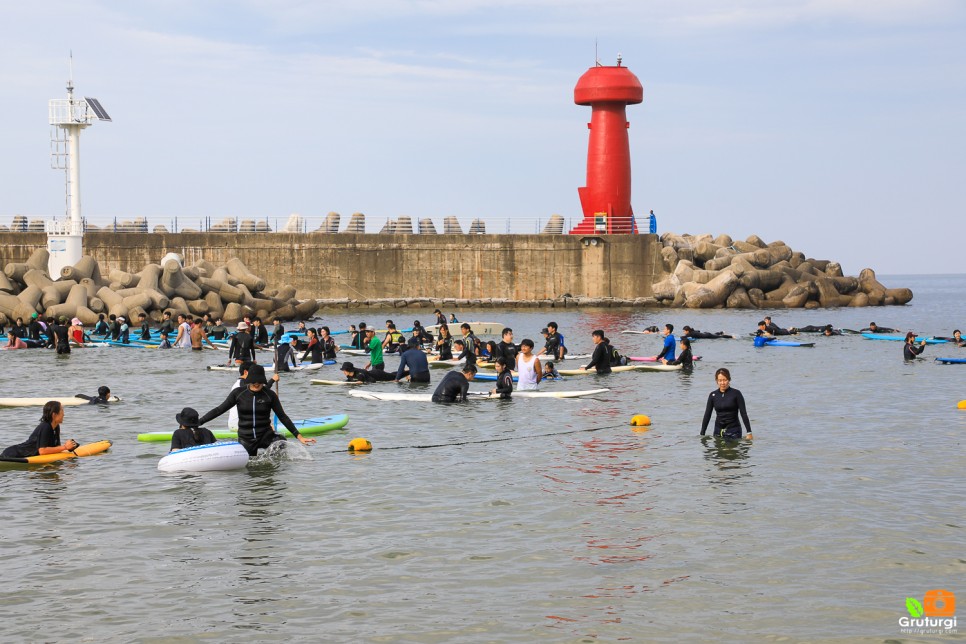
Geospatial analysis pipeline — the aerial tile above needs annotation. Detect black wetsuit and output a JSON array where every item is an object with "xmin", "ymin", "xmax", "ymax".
[
  {"xmin": 494, "ymin": 340, "xmax": 519, "ymax": 365},
  {"xmin": 93, "ymin": 320, "xmax": 109, "ymax": 336},
  {"xmin": 320, "ymin": 336, "xmax": 337, "ymax": 360},
  {"xmin": 903, "ymin": 342, "xmax": 925, "ymax": 360},
  {"xmin": 543, "ymin": 333, "xmax": 561, "ymax": 359},
  {"xmin": 765, "ymin": 323, "xmax": 793, "ymax": 336},
  {"xmin": 209, "ymin": 324, "xmax": 227, "ymax": 340},
  {"xmin": 271, "ymin": 324, "xmax": 285, "ymax": 346},
  {"xmin": 701, "ymin": 387, "xmax": 751, "ymax": 440},
  {"xmin": 436, "ymin": 336, "xmax": 454, "ymax": 361},
  {"xmin": 28, "ymin": 320, "xmax": 44, "ymax": 342},
  {"xmin": 300, "ymin": 339, "xmax": 324, "ymax": 364},
  {"xmin": 140, "ymin": 322, "xmax": 152, "ymax": 341},
  {"xmin": 170, "ymin": 426, "xmax": 217, "ymax": 451},
  {"xmin": 494, "ymin": 370, "xmax": 514, "ymax": 399},
  {"xmin": 52, "ymin": 323, "xmax": 70, "ymax": 354},
  {"xmin": 666, "ymin": 347, "xmax": 693, "ymax": 367},
  {"xmin": 159, "ymin": 319, "xmax": 176, "ymax": 336},
  {"xmin": 684, "ymin": 329, "xmax": 733, "ymax": 340},
  {"xmin": 345, "ymin": 370, "xmax": 376, "ymax": 384},
  {"xmin": 11, "ymin": 323, "xmax": 27, "ymax": 339},
  {"xmin": 199, "ymin": 387, "xmax": 300, "ymax": 456},
  {"xmin": 456, "ymin": 346, "xmax": 477, "ymax": 366},
  {"xmin": 794, "ymin": 325, "xmax": 829, "ymax": 333},
  {"xmin": 584, "ymin": 343, "xmax": 612, "ymax": 374},
  {"xmin": 86, "ymin": 395, "xmax": 111, "ymax": 405},
  {"xmin": 432, "ymin": 371, "xmax": 471, "ymax": 403},
  {"xmin": 275, "ymin": 343, "xmax": 299, "ymax": 371},
  {"xmin": 861, "ymin": 326, "xmax": 897, "ymax": 334},
  {"xmin": 110, "ymin": 321, "xmax": 121, "ymax": 341},
  {"xmin": 228, "ymin": 332, "xmax": 256, "ymax": 363},
  {"xmin": 254, "ymin": 325, "xmax": 269, "ymax": 346},
  {"xmin": 2, "ymin": 421, "xmax": 60, "ymax": 458}
]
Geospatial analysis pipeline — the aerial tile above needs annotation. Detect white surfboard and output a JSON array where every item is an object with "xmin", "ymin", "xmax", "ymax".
[
  {"xmin": 557, "ymin": 364, "xmax": 683, "ymax": 376},
  {"xmin": 348, "ymin": 388, "xmax": 609, "ymax": 402},
  {"xmin": 311, "ymin": 379, "xmax": 364, "ymax": 386},
  {"xmin": 0, "ymin": 395, "xmax": 122, "ymax": 408},
  {"xmin": 158, "ymin": 441, "xmax": 250, "ymax": 472}
]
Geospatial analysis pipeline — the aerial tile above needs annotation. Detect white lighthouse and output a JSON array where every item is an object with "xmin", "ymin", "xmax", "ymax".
[{"xmin": 46, "ymin": 58, "xmax": 111, "ymax": 276}]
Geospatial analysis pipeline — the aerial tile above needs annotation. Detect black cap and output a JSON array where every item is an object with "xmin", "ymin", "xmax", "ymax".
[
  {"xmin": 176, "ymin": 407, "xmax": 200, "ymax": 427},
  {"xmin": 245, "ymin": 365, "xmax": 268, "ymax": 384},
  {"xmin": 540, "ymin": 328, "xmax": 549, "ymax": 334},
  {"xmin": 341, "ymin": 362, "xmax": 355, "ymax": 372}
]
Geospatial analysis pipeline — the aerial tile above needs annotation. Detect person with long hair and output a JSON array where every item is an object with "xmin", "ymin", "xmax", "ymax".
[
  {"xmin": 700, "ymin": 368, "xmax": 752, "ymax": 440},
  {"xmin": 1, "ymin": 401, "xmax": 78, "ymax": 457},
  {"xmin": 170, "ymin": 407, "xmax": 217, "ymax": 451}
]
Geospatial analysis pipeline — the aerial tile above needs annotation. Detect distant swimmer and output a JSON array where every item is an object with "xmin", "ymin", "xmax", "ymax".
[
  {"xmin": 169, "ymin": 407, "xmax": 217, "ymax": 452},
  {"xmin": 1, "ymin": 401, "xmax": 78, "ymax": 458},
  {"xmin": 681, "ymin": 326, "xmax": 734, "ymax": 340},
  {"xmin": 198, "ymin": 365, "xmax": 315, "ymax": 456},
  {"xmin": 638, "ymin": 326, "xmax": 661, "ymax": 334},
  {"xmin": 903, "ymin": 332, "xmax": 926, "ymax": 361},
  {"xmin": 580, "ymin": 329, "xmax": 612, "ymax": 374},
  {"xmin": 860, "ymin": 322, "xmax": 897, "ymax": 334},
  {"xmin": 490, "ymin": 357, "xmax": 513, "ymax": 399},
  {"xmin": 700, "ymin": 368, "xmax": 752, "ymax": 440},
  {"xmin": 431, "ymin": 364, "xmax": 477, "ymax": 403},
  {"xmin": 793, "ymin": 324, "xmax": 836, "ymax": 334},
  {"xmin": 75, "ymin": 385, "xmax": 114, "ymax": 405},
  {"xmin": 822, "ymin": 325, "xmax": 842, "ymax": 336},
  {"xmin": 663, "ymin": 338, "xmax": 693, "ymax": 368},
  {"xmin": 935, "ymin": 329, "xmax": 965, "ymax": 347}
]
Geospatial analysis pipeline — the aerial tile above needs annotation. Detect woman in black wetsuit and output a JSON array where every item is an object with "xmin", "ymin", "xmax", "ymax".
[
  {"xmin": 490, "ymin": 357, "xmax": 513, "ymax": 399},
  {"xmin": 700, "ymin": 368, "xmax": 752, "ymax": 440},
  {"xmin": 1, "ymin": 401, "xmax": 78, "ymax": 458},
  {"xmin": 664, "ymin": 337, "xmax": 693, "ymax": 368}
]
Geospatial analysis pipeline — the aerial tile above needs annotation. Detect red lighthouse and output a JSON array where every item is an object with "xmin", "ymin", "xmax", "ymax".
[{"xmin": 569, "ymin": 56, "xmax": 644, "ymax": 235}]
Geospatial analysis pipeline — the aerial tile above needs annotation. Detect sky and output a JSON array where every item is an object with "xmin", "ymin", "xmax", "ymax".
[{"xmin": 1, "ymin": 0, "xmax": 964, "ymax": 275}]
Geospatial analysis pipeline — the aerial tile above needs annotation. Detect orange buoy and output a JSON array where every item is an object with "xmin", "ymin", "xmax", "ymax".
[
  {"xmin": 348, "ymin": 437, "xmax": 372, "ymax": 452},
  {"xmin": 630, "ymin": 414, "xmax": 651, "ymax": 426}
]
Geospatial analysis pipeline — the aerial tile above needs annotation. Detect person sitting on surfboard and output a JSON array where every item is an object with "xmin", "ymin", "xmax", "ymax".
[
  {"xmin": 198, "ymin": 365, "xmax": 315, "ymax": 456},
  {"xmin": 169, "ymin": 407, "xmax": 217, "ymax": 452},
  {"xmin": 1, "ymin": 401, "xmax": 78, "ymax": 458},
  {"xmin": 653, "ymin": 325, "xmax": 677, "ymax": 363},
  {"xmin": 431, "ymin": 364, "xmax": 477, "ymax": 403}
]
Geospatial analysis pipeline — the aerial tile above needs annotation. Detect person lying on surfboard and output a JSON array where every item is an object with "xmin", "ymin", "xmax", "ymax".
[{"xmin": 1, "ymin": 401, "xmax": 78, "ymax": 458}]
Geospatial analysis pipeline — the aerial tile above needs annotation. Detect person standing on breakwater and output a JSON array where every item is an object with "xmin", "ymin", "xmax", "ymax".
[
  {"xmin": 580, "ymin": 330, "xmax": 612, "ymax": 374},
  {"xmin": 701, "ymin": 368, "xmax": 752, "ymax": 440},
  {"xmin": 199, "ymin": 365, "xmax": 314, "ymax": 456},
  {"xmin": 903, "ymin": 332, "xmax": 927, "ymax": 361}
]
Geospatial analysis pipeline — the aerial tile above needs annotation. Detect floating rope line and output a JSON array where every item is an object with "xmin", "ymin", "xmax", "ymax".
[{"xmin": 326, "ymin": 422, "xmax": 631, "ymax": 453}]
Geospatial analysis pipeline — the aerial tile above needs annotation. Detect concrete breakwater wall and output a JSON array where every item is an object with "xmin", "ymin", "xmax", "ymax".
[{"xmin": 0, "ymin": 232, "xmax": 665, "ymax": 302}]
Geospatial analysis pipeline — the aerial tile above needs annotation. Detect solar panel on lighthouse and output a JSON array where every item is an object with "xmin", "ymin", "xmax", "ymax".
[{"xmin": 85, "ymin": 97, "xmax": 111, "ymax": 121}]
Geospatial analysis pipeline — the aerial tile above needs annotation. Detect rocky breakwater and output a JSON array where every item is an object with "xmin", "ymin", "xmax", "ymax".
[
  {"xmin": 0, "ymin": 249, "xmax": 320, "ymax": 325},
  {"xmin": 653, "ymin": 233, "xmax": 913, "ymax": 309}
]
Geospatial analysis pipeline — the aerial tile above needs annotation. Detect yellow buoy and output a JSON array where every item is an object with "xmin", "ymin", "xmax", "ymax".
[
  {"xmin": 348, "ymin": 437, "xmax": 373, "ymax": 452},
  {"xmin": 630, "ymin": 414, "xmax": 651, "ymax": 426},
  {"xmin": 957, "ymin": 400, "xmax": 966, "ymax": 410}
]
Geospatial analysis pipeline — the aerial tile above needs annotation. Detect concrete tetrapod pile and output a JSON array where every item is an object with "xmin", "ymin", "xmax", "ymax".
[
  {"xmin": 0, "ymin": 249, "xmax": 320, "ymax": 325},
  {"xmin": 653, "ymin": 233, "xmax": 913, "ymax": 309}
]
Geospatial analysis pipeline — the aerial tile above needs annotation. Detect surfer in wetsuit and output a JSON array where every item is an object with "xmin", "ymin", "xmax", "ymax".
[
  {"xmin": 431, "ymin": 364, "xmax": 477, "ymax": 402},
  {"xmin": 227, "ymin": 321, "xmax": 256, "ymax": 365},
  {"xmin": 275, "ymin": 337, "xmax": 300, "ymax": 372},
  {"xmin": 341, "ymin": 361, "xmax": 376, "ymax": 384},
  {"xmin": 860, "ymin": 322, "xmax": 897, "ymax": 334},
  {"xmin": 700, "ymin": 368, "xmax": 752, "ymax": 440},
  {"xmin": 395, "ymin": 339, "xmax": 431, "ymax": 383},
  {"xmin": 681, "ymin": 326, "xmax": 735, "ymax": 340},
  {"xmin": 435, "ymin": 324, "xmax": 454, "ymax": 360},
  {"xmin": 1, "ymin": 401, "xmax": 78, "ymax": 458},
  {"xmin": 138, "ymin": 313, "xmax": 152, "ymax": 341},
  {"xmin": 453, "ymin": 339, "xmax": 477, "ymax": 366},
  {"xmin": 663, "ymin": 338, "xmax": 693, "ymax": 368},
  {"xmin": 491, "ymin": 357, "xmax": 513, "ymax": 399},
  {"xmin": 763, "ymin": 316, "xmax": 795, "ymax": 336},
  {"xmin": 52, "ymin": 316, "xmax": 71, "ymax": 354},
  {"xmin": 198, "ymin": 365, "xmax": 315, "ymax": 456},
  {"xmin": 76, "ymin": 385, "xmax": 114, "ymax": 405},
  {"xmin": 903, "ymin": 332, "xmax": 926, "ymax": 360},
  {"xmin": 580, "ymin": 329, "xmax": 612, "ymax": 374},
  {"xmin": 169, "ymin": 407, "xmax": 217, "ymax": 451}
]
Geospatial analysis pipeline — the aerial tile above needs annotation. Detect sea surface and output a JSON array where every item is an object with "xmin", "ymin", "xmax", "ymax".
[{"xmin": 1, "ymin": 274, "xmax": 962, "ymax": 643}]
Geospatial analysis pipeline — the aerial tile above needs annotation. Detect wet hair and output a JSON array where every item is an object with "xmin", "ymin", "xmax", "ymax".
[
  {"xmin": 321, "ymin": 326, "xmax": 330, "ymax": 335},
  {"xmin": 758, "ymin": 321, "xmax": 767, "ymax": 327},
  {"xmin": 954, "ymin": 329, "xmax": 961, "ymax": 334},
  {"xmin": 460, "ymin": 323, "xmax": 471, "ymax": 331},
  {"xmin": 544, "ymin": 361, "xmax": 555, "ymax": 369},
  {"xmin": 501, "ymin": 327, "xmax": 513, "ymax": 337},
  {"xmin": 239, "ymin": 361, "xmax": 253, "ymax": 376},
  {"xmin": 547, "ymin": 322, "xmax": 558, "ymax": 331},
  {"xmin": 592, "ymin": 329, "xmax": 605, "ymax": 339},
  {"xmin": 485, "ymin": 340, "xmax": 498, "ymax": 355},
  {"xmin": 683, "ymin": 325, "xmax": 692, "ymax": 332},
  {"xmin": 462, "ymin": 364, "xmax": 478, "ymax": 374},
  {"xmin": 520, "ymin": 338, "xmax": 534, "ymax": 349},
  {"xmin": 680, "ymin": 338, "xmax": 691, "ymax": 348},
  {"xmin": 97, "ymin": 386, "xmax": 110, "ymax": 398},
  {"xmin": 453, "ymin": 339, "xmax": 465, "ymax": 347},
  {"xmin": 494, "ymin": 357, "xmax": 508, "ymax": 369},
  {"xmin": 665, "ymin": 324, "xmax": 674, "ymax": 332},
  {"xmin": 714, "ymin": 368, "xmax": 731, "ymax": 381},
  {"xmin": 41, "ymin": 400, "xmax": 63, "ymax": 424}
]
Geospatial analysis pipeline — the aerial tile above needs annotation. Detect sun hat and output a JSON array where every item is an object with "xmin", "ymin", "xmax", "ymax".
[
  {"xmin": 175, "ymin": 407, "xmax": 200, "ymax": 427},
  {"xmin": 71, "ymin": 317, "xmax": 82, "ymax": 326},
  {"xmin": 244, "ymin": 364, "xmax": 268, "ymax": 384},
  {"xmin": 237, "ymin": 321, "xmax": 249, "ymax": 330}
]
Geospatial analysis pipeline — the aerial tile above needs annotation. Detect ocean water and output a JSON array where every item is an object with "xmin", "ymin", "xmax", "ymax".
[{"xmin": 0, "ymin": 274, "xmax": 962, "ymax": 643}]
